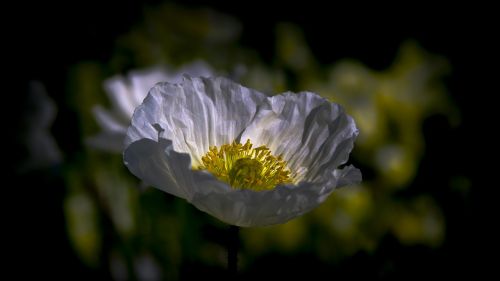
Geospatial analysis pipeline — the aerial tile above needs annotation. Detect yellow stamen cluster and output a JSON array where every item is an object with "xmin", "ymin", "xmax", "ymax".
[{"xmin": 198, "ymin": 139, "xmax": 292, "ymax": 191}]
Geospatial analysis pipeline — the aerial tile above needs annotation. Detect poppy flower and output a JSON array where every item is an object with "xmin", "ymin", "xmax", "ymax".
[{"xmin": 124, "ymin": 76, "xmax": 361, "ymax": 226}]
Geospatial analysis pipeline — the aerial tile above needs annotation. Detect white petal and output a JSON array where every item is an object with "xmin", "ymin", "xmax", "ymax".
[
  {"xmin": 125, "ymin": 76, "xmax": 266, "ymax": 166},
  {"xmin": 124, "ymin": 137, "xmax": 361, "ymax": 227},
  {"xmin": 103, "ymin": 76, "xmax": 137, "ymax": 119},
  {"xmin": 92, "ymin": 105, "xmax": 128, "ymax": 133},
  {"xmin": 123, "ymin": 138, "xmax": 195, "ymax": 200},
  {"xmin": 127, "ymin": 61, "xmax": 214, "ymax": 106},
  {"xmin": 129, "ymin": 67, "xmax": 170, "ymax": 106},
  {"xmin": 123, "ymin": 138, "xmax": 353, "ymax": 227},
  {"xmin": 334, "ymin": 165, "xmax": 362, "ymax": 188},
  {"xmin": 189, "ymin": 164, "xmax": 359, "ymax": 227},
  {"xmin": 240, "ymin": 92, "xmax": 359, "ymax": 182}
]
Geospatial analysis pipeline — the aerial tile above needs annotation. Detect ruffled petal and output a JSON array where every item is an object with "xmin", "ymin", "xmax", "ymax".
[
  {"xmin": 125, "ymin": 76, "xmax": 267, "ymax": 166},
  {"xmin": 240, "ymin": 92, "xmax": 359, "ymax": 182},
  {"xmin": 189, "ymin": 168, "xmax": 344, "ymax": 226},
  {"xmin": 124, "ymin": 138, "xmax": 195, "ymax": 200},
  {"xmin": 334, "ymin": 164, "xmax": 362, "ymax": 188},
  {"xmin": 124, "ymin": 140, "xmax": 360, "ymax": 227},
  {"xmin": 123, "ymin": 61, "xmax": 215, "ymax": 108},
  {"xmin": 105, "ymin": 62, "xmax": 215, "ymax": 121}
]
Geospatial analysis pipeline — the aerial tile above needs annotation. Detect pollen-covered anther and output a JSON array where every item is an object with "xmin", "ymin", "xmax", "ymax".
[{"xmin": 198, "ymin": 139, "xmax": 292, "ymax": 191}]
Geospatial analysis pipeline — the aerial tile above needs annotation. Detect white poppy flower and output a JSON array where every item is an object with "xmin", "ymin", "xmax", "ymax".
[
  {"xmin": 123, "ymin": 76, "xmax": 361, "ymax": 227},
  {"xmin": 88, "ymin": 61, "xmax": 214, "ymax": 152}
]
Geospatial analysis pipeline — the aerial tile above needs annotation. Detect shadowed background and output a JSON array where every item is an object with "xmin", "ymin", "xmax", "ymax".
[{"xmin": 8, "ymin": 0, "xmax": 493, "ymax": 280}]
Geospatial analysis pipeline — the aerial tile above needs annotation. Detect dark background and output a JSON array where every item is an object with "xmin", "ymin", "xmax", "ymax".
[{"xmin": 8, "ymin": 0, "xmax": 494, "ymax": 279}]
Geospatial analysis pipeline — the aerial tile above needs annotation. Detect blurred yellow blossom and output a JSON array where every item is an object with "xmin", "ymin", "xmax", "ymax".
[
  {"xmin": 323, "ymin": 41, "xmax": 452, "ymax": 187},
  {"xmin": 64, "ymin": 170, "xmax": 101, "ymax": 267}
]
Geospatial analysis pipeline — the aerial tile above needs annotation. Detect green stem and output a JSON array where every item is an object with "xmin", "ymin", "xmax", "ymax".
[{"xmin": 228, "ymin": 225, "xmax": 239, "ymax": 277}]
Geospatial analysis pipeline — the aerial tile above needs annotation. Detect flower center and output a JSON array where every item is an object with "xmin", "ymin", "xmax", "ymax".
[{"xmin": 198, "ymin": 139, "xmax": 292, "ymax": 191}]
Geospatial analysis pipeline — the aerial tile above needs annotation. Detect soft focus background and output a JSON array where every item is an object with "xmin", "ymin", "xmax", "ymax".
[{"xmin": 9, "ymin": 1, "xmax": 493, "ymax": 280}]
